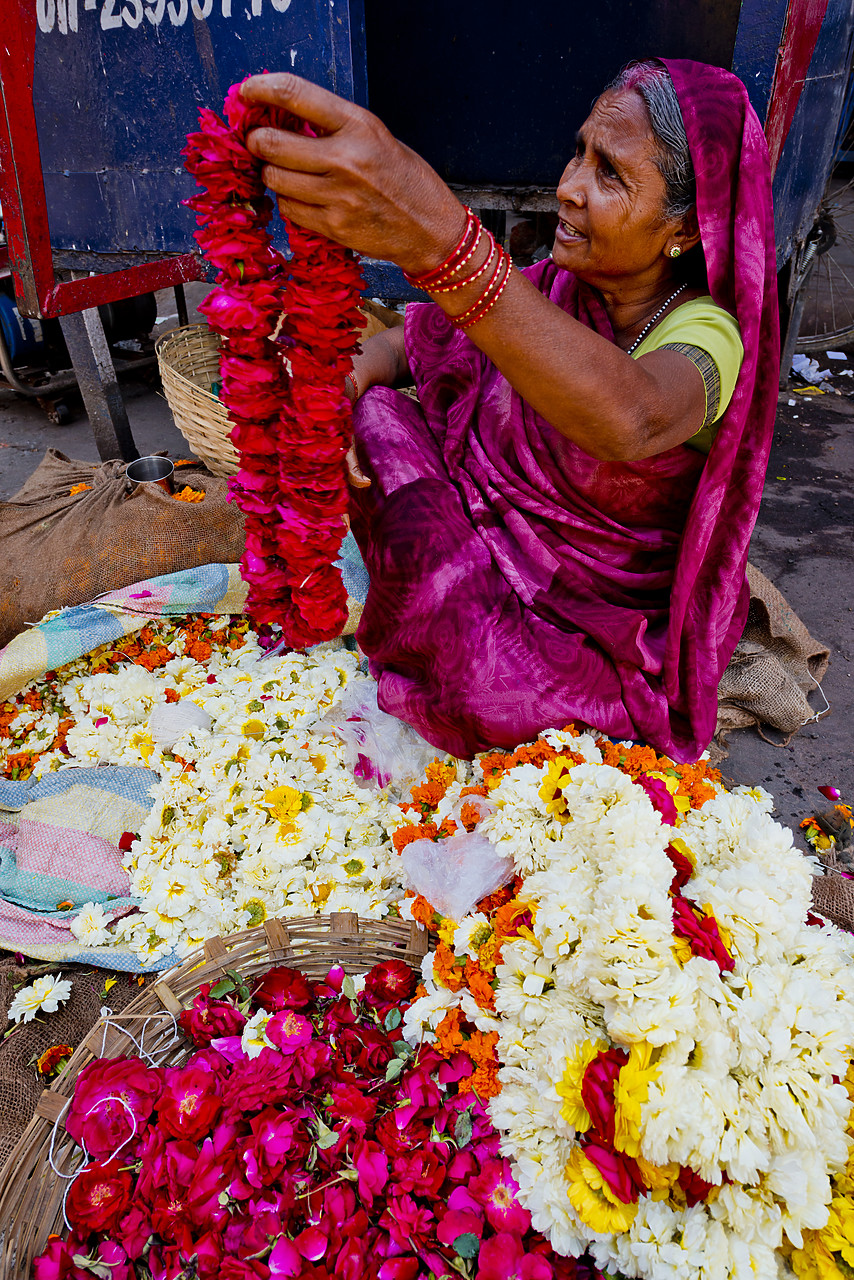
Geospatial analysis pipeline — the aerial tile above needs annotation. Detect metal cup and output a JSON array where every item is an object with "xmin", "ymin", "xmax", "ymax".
[{"xmin": 126, "ymin": 455, "xmax": 174, "ymax": 493}]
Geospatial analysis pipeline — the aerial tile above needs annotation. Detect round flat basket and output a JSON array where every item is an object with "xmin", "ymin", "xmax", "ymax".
[
  {"xmin": 0, "ymin": 913, "xmax": 428, "ymax": 1280},
  {"xmin": 156, "ymin": 323, "xmax": 238, "ymax": 477}
]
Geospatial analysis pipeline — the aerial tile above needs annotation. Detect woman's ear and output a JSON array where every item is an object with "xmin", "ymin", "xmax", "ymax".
[{"xmin": 668, "ymin": 205, "xmax": 701, "ymax": 257}]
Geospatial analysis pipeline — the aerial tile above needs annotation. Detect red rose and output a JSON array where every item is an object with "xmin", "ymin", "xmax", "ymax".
[
  {"xmin": 65, "ymin": 1057, "xmax": 162, "ymax": 1158},
  {"xmin": 252, "ymin": 965, "xmax": 314, "ymax": 1013},
  {"xmin": 363, "ymin": 959, "xmax": 416, "ymax": 1011},
  {"xmin": 157, "ymin": 1065, "xmax": 222, "ymax": 1140},
  {"xmin": 66, "ymin": 1158, "xmax": 133, "ymax": 1232},
  {"xmin": 178, "ymin": 984, "xmax": 246, "ymax": 1047}
]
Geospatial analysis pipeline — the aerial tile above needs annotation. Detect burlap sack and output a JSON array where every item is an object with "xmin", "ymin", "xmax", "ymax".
[
  {"xmin": 715, "ymin": 563, "xmax": 830, "ymax": 743},
  {"xmin": 0, "ymin": 959, "xmax": 143, "ymax": 1171},
  {"xmin": 811, "ymin": 850, "xmax": 854, "ymax": 934},
  {"xmin": 0, "ymin": 450, "xmax": 245, "ymax": 648}
]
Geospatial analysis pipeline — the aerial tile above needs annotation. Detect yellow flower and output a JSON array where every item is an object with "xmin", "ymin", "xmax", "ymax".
[
  {"xmin": 787, "ymin": 1230, "xmax": 847, "ymax": 1280},
  {"xmin": 242, "ymin": 718, "xmax": 266, "ymax": 740},
  {"xmin": 672, "ymin": 935, "xmax": 694, "ymax": 967},
  {"xmin": 555, "ymin": 1039, "xmax": 607, "ymax": 1132},
  {"xmin": 564, "ymin": 1147, "xmax": 638, "ymax": 1234},
  {"xmin": 613, "ymin": 1041, "xmax": 660, "ymax": 1159},
  {"xmin": 264, "ymin": 785, "xmax": 304, "ymax": 823},
  {"xmin": 634, "ymin": 1154, "xmax": 681, "ymax": 1199},
  {"xmin": 823, "ymin": 1197, "xmax": 854, "ymax": 1267},
  {"xmin": 437, "ymin": 918, "xmax": 457, "ymax": 948},
  {"xmin": 538, "ymin": 756, "xmax": 574, "ymax": 821}
]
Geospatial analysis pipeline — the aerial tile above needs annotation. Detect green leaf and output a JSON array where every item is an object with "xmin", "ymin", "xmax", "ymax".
[
  {"xmin": 341, "ymin": 975, "xmax": 357, "ymax": 1001},
  {"xmin": 454, "ymin": 1105, "xmax": 474, "ymax": 1148},
  {"xmin": 384, "ymin": 1056, "xmax": 406, "ymax": 1082},
  {"xmin": 393, "ymin": 1040, "xmax": 410, "ymax": 1058},
  {"xmin": 209, "ymin": 978, "xmax": 236, "ymax": 999},
  {"xmin": 453, "ymin": 1233, "xmax": 480, "ymax": 1260},
  {"xmin": 383, "ymin": 1007, "xmax": 402, "ymax": 1031},
  {"xmin": 317, "ymin": 1128, "xmax": 339, "ymax": 1150}
]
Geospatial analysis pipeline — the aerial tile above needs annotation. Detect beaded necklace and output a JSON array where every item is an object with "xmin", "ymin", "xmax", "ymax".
[{"xmin": 625, "ymin": 282, "xmax": 687, "ymax": 354}]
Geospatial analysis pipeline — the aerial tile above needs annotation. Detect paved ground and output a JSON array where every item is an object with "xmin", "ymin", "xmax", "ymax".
[{"xmin": 1, "ymin": 292, "xmax": 851, "ymax": 846}]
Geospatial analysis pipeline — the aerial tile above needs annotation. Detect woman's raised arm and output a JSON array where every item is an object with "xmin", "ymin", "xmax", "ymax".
[{"xmin": 242, "ymin": 74, "xmax": 707, "ymax": 462}]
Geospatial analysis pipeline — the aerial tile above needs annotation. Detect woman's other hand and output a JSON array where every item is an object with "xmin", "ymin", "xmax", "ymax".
[{"xmin": 240, "ymin": 73, "xmax": 465, "ymax": 278}]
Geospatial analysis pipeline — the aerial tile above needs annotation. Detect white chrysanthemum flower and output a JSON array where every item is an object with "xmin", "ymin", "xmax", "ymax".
[
  {"xmin": 240, "ymin": 1008, "xmax": 276, "ymax": 1059},
  {"xmin": 69, "ymin": 902, "xmax": 112, "ymax": 947},
  {"xmin": 8, "ymin": 974, "xmax": 73, "ymax": 1023}
]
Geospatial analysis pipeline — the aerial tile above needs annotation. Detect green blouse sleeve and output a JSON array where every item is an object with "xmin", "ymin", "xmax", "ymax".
[{"xmin": 631, "ymin": 297, "xmax": 744, "ymax": 453}]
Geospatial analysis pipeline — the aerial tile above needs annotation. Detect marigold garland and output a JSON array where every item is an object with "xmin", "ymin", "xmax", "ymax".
[{"xmin": 183, "ymin": 81, "xmax": 364, "ymax": 648}]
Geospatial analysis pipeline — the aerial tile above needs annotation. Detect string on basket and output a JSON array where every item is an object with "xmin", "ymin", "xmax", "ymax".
[
  {"xmin": 96, "ymin": 1004, "xmax": 181, "ymax": 1068},
  {"xmin": 46, "ymin": 1007, "xmax": 182, "ymax": 1232}
]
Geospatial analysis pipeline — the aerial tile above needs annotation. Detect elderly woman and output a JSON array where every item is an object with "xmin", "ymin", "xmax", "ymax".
[{"xmin": 242, "ymin": 59, "xmax": 778, "ymax": 762}]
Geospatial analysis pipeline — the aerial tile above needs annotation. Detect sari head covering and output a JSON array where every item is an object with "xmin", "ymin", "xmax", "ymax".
[{"xmin": 350, "ymin": 59, "xmax": 779, "ymax": 761}]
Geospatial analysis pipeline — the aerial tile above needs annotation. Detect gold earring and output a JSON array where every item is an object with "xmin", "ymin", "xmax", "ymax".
[{"xmin": 670, "ymin": 246, "xmax": 682, "ymax": 258}]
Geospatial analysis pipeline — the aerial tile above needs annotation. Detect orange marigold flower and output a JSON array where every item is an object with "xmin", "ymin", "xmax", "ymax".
[
  {"xmin": 187, "ymin": 639, "xmax": 213, "ymax": 662},
  {"xmin": 37, "ymin": 1043, "xmax": 74, "ymax": 1076},
  {"xmin": 23, "ymin": 690, "xmax": 44, "ymax": 711},
  {"xmin": 407, "ymin": 894, "xmax": 438, "ymax": 929},
  {"xmin": 433, "ymin": 942, "xmax": 465, "ymax": 992},
  {"xmin": 458, "ymin": 1061, "xmax": 501, "ymax": 1098},
  {"xmin": 459, "ymin": 802, "xmax": 483, "ymax": 832},
  {"xmin": 437, "ymin": 817, "xmax": 458, "ymax": 838},
  {"xmin": 465, "ymin": 1028, "xmax": 500, "ymax": 1067},
  {"xmin": 493, "ymin": 898, "xmax": 535, "ymax": 946},
  {"xmin": 506, "ymin": 739, "xmax": 561, "ymax": 770},
  {"xmin": 460, "ymin": 785, "xmax": 489, "ymax": 798},
  {"xmin": 478, "ymin": 752, "xmax": 509, "ymax": 788},
  {"xmin": 435, "ymin": 1008, "xmax": 467, "ymax": 1057},
  {"xmin": 165, "ymin": 688, "xmax": 180, "ymax": 704},
  {"xmin": 172, "ymin": 485, "xmax": 205, "ymax": 502},
  {"xmin": 464, "ymin": 960, "xmax": 496, "ymax": 1011},
  {"xmin": 68, "ymin": 482, "xmax": 92, "ymax": 495},
  {"xmin": 392, "ymin": 823, "xmax": 438, "ymax": 855}
]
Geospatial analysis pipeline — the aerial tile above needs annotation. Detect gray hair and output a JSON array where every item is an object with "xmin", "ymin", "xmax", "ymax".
[{"xmin": 606, "ymin": 62, "xmax": 695, "ymax": 221}]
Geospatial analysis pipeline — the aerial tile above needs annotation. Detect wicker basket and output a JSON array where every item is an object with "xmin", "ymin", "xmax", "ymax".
[
  {"xmin": 156, "ymin": 323, "xmax": 238, "ymax": 477},
  {"xmin": 0, "ymin": 913, "xmax": 428, "ymax": 1279}
]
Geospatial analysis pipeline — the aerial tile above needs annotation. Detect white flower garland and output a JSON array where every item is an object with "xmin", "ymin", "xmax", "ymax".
[{"xmin": 404, "ymin": 734, "xmax": 854, "ymax": 1280}]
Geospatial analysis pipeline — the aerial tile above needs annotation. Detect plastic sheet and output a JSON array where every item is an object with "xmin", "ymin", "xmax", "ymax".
[
  {"xmin": 401, "ymin": 831, "xmax": 515, "ymax": 921},
  {"xmin": 319, "ymin": 682, "xmax": 438, "ymax": 794}
]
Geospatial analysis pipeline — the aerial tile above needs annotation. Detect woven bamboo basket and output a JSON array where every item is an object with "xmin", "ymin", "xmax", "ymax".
[
  {"xmin": 156, "ymin": 323, "xmax": 238, "ymax": 477},
  {"xmin": 0, "ymin": 913, "xmax": 428, "ymax": 1280}
]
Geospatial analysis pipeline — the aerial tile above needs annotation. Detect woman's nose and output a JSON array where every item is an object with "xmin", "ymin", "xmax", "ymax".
[{"xmin": 556, "ymin": 162, "xmax": 585, "ymax": 207}]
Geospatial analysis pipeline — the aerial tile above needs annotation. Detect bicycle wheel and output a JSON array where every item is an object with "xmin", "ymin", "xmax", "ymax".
[{"xmin": 795, "ymin": 173, "xmax": 854, "ymax": 350}]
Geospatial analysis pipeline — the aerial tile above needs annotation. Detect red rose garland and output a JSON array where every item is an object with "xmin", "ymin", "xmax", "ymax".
[{"xmin": 183, "ymin": 82, "xmax": 364, "ymax": 648}]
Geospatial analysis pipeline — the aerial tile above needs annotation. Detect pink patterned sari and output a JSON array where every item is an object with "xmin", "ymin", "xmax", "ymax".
[{"xmin": 349, "ymin": 60, "xmax": 779, "ymax": 761}]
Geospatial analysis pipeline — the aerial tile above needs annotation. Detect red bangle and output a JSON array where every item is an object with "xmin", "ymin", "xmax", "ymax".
[
  {"xmin": 426, "ymin": 229, "xmax": 498, "ymax": 294},
  {"xmin": 452, "ymin": 248, "xmax": 512, "ymax": 329},
  {"xmin": 403, "ymin": 207, "xmax": 479, "ymax": 289},
  {"xmin": 346, "ymin": 371, "xmax": 359, "ymax": 400}
]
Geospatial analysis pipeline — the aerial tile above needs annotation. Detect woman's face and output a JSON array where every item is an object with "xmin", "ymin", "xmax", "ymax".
[{"xmin": 553, "ymin": 90, "xmax": 677, "ymax": 288}]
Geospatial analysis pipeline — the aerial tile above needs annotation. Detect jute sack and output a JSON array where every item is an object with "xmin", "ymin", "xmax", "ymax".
[
  {"xmin": 811, "ymin": 852, "xmax": 854, "ymax": 935},
  {"xmin": 715, "ymin": 562, "xmax": 830, "ymax": 742},
  {"xmin": 0, "ymin": 959, "xmax": 143, "ymax": 1171},
  {"xmin": 0, "ymin": 450, "xmax": 245, "ymax": 648}
]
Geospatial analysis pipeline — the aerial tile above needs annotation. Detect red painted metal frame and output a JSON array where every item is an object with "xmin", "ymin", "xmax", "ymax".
[
  {"xmin": 0, "ymin": 0, "xmax": 205, "ymax": 320},
  {"xmin": 765, "ymin": 0, "xmax": 831, "ymax": 175}
]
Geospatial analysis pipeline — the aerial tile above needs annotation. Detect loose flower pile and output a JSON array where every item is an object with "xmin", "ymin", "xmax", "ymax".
[
  {"xmin": 395, "ymin": 732, "xmax": 854, "ymax": 1279},
  {"xmin": 34, "ymin": 959, "xmax": 593, "ymax": 1280},
  {"xmin": 183, "ymin": 81, "xmax": 364, "ymax": 646},
  {"xmin": 6, "ymin": 614, "xmax": 854, "ymax": 1279}
]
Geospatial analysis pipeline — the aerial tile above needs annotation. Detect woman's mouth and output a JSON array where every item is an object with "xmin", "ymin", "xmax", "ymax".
[{"xmin": 555, "ymin": 218, "xmax": 586, "ymax": 244}]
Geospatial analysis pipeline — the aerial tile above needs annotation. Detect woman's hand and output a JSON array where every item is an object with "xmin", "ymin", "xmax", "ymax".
[{"xmin": 240, "ymin": 73, "xmax": 466, "ymax": 278}]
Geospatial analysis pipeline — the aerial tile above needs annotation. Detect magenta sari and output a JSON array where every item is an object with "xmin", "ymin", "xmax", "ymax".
[{"xmin": 349, "ymin": 60, "xmax": 779, "ymax": 761}]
